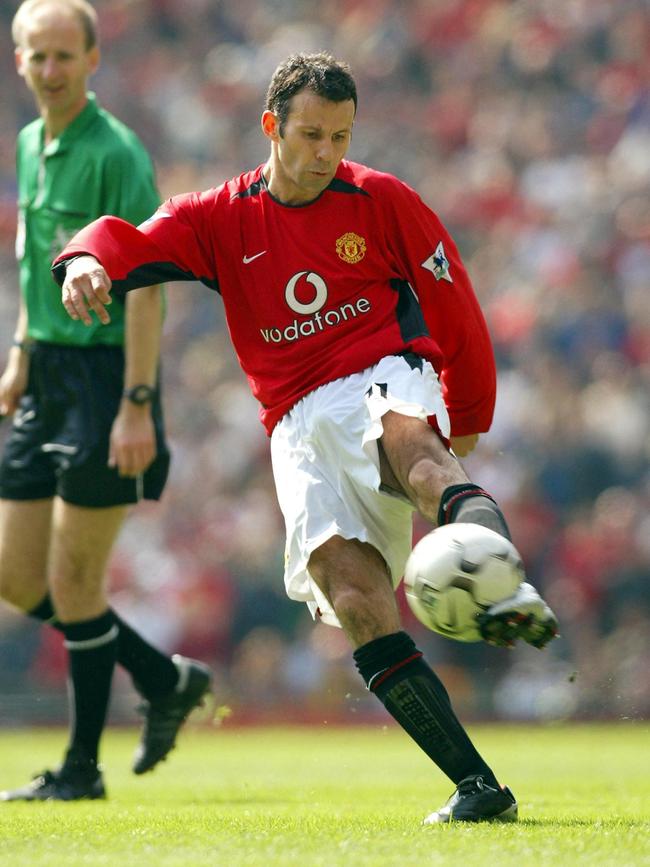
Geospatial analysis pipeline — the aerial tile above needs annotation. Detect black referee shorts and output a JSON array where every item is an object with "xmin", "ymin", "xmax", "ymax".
[{"xmin": 0, "ymin": 341, "xmax": 170, "ymax": 507}]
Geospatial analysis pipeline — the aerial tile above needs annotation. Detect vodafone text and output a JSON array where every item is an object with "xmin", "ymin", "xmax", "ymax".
[{"xmin": 260, "ymin": 297, "xmax": 371, "ymax": 344}]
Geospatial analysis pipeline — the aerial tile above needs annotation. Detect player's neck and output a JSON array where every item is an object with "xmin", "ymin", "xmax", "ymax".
[
  {"xmin": 262, "ymin": 159, "xmax": 325, "ymax": 207},
  {"xmin": 262, "ymin": 162, "xmax": 299, "ymax": 206}
]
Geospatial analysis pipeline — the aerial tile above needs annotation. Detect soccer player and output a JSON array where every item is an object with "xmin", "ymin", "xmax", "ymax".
[
  {"xmin": 0, "ymin": 0, "xmax": 211, "ymax": 802},
  {"xmin": 55, "ymin": 53, "xmax": 558, "ymax": 822}
]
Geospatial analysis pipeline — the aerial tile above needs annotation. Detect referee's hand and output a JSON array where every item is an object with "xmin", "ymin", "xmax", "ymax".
[
  {"xmin": 109, "ymin": 403, "xmax": 156, "ymax": 477},
  {"xmin": 62, "ymin": 255, "xmax": 113, "ymax": 326}
]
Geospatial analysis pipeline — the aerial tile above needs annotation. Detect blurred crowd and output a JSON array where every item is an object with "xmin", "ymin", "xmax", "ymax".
[{"xmin": 0, "ymin": 0, "xmax": 648, "ymax": 726}]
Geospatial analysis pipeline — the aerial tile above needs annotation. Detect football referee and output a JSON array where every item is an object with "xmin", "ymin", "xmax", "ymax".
[{"xmin": 0, "ymin": 0, "xmax": 211, "ymax": 801}]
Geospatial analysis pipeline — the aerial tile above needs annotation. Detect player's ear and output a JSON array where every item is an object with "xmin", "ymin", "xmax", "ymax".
[{"xmin": 261, "ymin": 110, "xmax": 280, "ymax": 142}]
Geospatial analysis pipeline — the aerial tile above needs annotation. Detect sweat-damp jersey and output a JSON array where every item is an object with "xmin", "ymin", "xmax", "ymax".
[{"xmin": 53, "ymin": 160, "xmax": 496, "ymax": 434}]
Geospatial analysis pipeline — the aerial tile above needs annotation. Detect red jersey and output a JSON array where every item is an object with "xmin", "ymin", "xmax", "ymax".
[{"xmin": 53, "ymin": 160, "xmax": 496, "ymax": 436}]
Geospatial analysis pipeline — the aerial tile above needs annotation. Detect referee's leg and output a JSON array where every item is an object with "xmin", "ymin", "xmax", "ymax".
[
  {"xmin": 48, "ymin": 499, "xmax": 127, "ymax": 780},
  {"xmin": 0, "ymin": 498, "xmax": 53, "ymax": 611},
  {"xmin": 49, "ymin": 499, "xmax": 127, "ymax": 622}
]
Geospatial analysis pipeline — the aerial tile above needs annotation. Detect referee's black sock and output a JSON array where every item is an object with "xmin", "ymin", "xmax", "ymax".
[
  {"xmin": 62, "ymin": 611, "xmax": 118, "ymax": 770},
  {"xmin": 354, "ymin": 631, "xmax": 499, "ymax": 787},
  {"xmin": 29, "ymin": 595, "xmax": 178, "ymax": 701}
]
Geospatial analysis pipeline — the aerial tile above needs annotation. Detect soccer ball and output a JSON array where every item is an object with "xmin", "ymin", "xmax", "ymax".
[{"xmin": 403, "ymin": 523, "xmax": 525, "ymax": 642}]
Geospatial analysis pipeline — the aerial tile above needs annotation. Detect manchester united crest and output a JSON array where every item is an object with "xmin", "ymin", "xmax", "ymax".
[{"xmin": 336, "ymin": 232, "xmax": 366, "ymax": 264}]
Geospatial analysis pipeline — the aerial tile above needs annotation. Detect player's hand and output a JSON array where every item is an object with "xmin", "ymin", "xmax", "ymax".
[
  {"xmin": 109, "ymin": 402, "xmax": 156, "ymax": 477},
  {"xmin": 450, "ymin": 434, "xmax": 479, "ymax": 457},
  {"xmin": 62, "ymin": 255, "xmax": 113, "ymax": 326},
  {"xmin": 0, "ymin": 346, "xmax": 29, "ymax": 417}
]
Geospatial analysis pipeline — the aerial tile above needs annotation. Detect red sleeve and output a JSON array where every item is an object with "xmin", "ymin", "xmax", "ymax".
[
  {"xmin": 52, "ymin": 192, "xmax": 219, "ymax": 292},
  {"xmin": 381, "ymin": 177, "xmax": 496, "ymax": 436}
]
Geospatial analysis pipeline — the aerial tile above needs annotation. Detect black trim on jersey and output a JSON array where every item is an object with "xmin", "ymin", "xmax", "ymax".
[
  {"xmin": 327, "ymin": 178, "xmax": 371, "ymax": 197},
  {"xmin": 113, "ymin": 263, "xmax": 220, "ymax": 294},
  {"xmin": 391, "ymin": 279, "xmax": 429, "ymax": 343},
  {"xmin": 234, "ymin": 178, "xmax": 265, "ymax": 200},
  {"xmin": 233, "ymin": 173, "xmax": 370, "ymax": 205}
]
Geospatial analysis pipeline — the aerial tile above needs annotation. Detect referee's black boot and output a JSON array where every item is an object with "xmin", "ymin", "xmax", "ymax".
[
  {"xmin": 0, "ymin": 762, "xmax": 105, "ymax": 802},
  {"xmin": 132, "ymin": 654, "xmax": 212, "ymax": 774}
]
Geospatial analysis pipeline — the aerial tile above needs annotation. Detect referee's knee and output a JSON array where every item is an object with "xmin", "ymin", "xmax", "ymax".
[{"xmin": 0, "ymin": 572, "xmax": 47, "ymax": 613}]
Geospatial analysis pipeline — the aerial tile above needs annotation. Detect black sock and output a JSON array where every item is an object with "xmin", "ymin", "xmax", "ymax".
[
  {"xmin": 28, "ymin": 595, "xmax": 178, "ymax": 701},
  {"xmin": 354, "ymin": 631, "xmax": 499, "ymax": 786},
  {"xmin": 29, "ymin": 595, "xmax": 58, "ymax": 624},
  {"xmin": 438, "ymin": 483, "xmax": 512, "ymax": 540},
  {"xmin": 62, "ymin": 611, "xmax": 118, "ymax": 768},
  {"xmin": 114, "ymin": 617, "xmax": 178, "ymax": 700}
]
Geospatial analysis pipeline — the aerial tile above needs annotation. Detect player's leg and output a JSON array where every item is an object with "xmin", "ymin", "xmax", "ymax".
[
  {"xmin": 308, "ymin": 535, "xmax": 517, "ymax": 822},
  {"xmin": 379, "ymin": 410, "xmax": 558, "ymax": 648},
  {"xmin": 272, "ymin": 365, "xmax": 516, "ymax": 822},
  {"xmin": 378, "ymin": 410, "xmax": 512, "ymax": 538}
]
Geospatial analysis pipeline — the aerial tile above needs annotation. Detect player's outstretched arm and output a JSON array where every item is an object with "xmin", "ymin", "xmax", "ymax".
[{"xmin": 62, "ymin": 255, "xmax": 113, "ymax": 326}]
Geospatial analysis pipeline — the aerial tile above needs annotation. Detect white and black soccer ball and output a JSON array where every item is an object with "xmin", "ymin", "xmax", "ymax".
[{"xmin": 403, "ymin": 523, "xmax": 525, "ymax": 642}]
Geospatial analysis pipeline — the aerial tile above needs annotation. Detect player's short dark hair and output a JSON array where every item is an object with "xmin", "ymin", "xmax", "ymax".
[
  {"xmin": 265, "ymin": 53, "xmax": 357, "ymax": 136},
  {"xmin": 13, "ymin": 0, "xmax": 98, "ymax": 51}
]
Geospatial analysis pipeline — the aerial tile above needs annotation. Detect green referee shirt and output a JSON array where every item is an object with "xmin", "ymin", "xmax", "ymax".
[{"xmin": 16, "ymin": 92, "xmax": 160, "ymax": 346}]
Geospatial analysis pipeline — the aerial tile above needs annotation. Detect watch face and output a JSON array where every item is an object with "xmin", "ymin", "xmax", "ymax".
[{"xmin": 127, "ymin": 385, "xmax": 154, "ymax": 404}]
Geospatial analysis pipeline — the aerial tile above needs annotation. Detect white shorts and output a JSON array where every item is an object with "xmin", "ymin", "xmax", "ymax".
[{"xmin": 270, "ymin": 354, "xmax": 451, "ymax": 628}]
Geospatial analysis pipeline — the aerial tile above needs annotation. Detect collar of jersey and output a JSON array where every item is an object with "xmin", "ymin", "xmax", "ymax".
[
  {"xmin": 259, "ymin": 168, "xmax": 332, "ymax": 209},
  {"xmin": 41, "ymin": 92, "xmax": 100, "ymax": 157}
]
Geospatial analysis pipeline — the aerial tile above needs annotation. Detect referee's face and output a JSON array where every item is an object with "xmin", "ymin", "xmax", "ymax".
[
  {"xmin": 262, "ymin": 89, "xmax": 354, "ymax": 206},
  {"xmin": 15, "ymin": 5, "xmax": 99, "ymax": 137}
]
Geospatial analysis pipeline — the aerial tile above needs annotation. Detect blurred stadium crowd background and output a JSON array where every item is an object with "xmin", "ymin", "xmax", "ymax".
[{"xmin": 0, "ymin": 0, "xmax": 648, "ymax": 728}]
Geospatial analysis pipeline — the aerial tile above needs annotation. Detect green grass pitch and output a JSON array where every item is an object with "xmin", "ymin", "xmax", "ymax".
[{"xmin": 0, "ymin": 723, "xmax": 648, "ymax": 866}]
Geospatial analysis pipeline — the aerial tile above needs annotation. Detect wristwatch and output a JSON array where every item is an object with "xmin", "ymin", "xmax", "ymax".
[{"xmin": 123, "ymin": 384, "xmax": 155, "ymax": 405}]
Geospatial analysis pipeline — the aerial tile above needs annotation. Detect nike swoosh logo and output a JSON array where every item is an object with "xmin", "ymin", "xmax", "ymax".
[
  {"xmin": 243, "ymin": 250, "xmax": 267, "ymax": 264},
  {"xmin": 138, "ymin": 212, "xmax": 173, "ymax": 228}
]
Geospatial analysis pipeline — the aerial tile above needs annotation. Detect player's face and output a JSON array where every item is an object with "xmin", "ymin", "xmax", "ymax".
[
  {"xmin": 15, "ymin": 5, "xmax": 99, "ymax": 137},
  {"xmin": 263, "ymin": 89, "xmax": 355, "ymax": 205}
]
